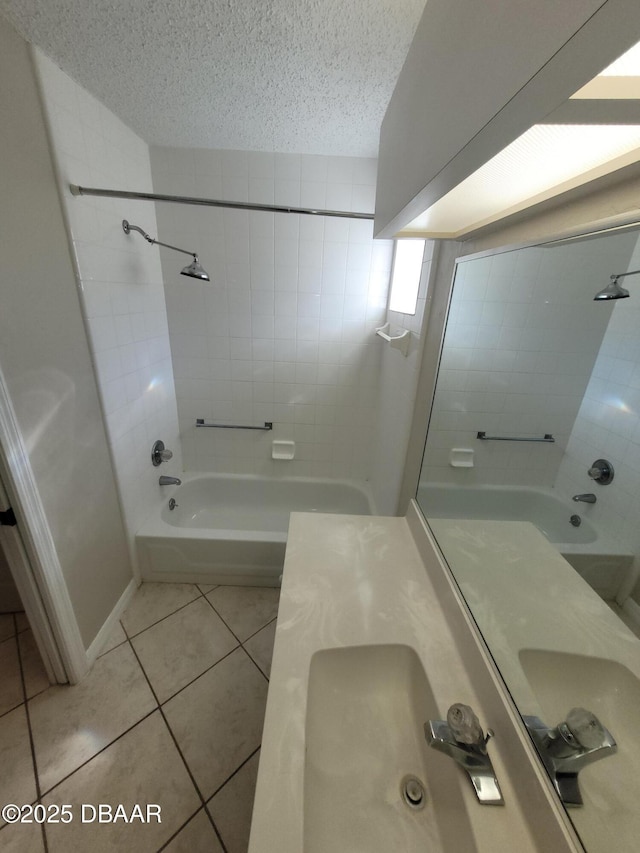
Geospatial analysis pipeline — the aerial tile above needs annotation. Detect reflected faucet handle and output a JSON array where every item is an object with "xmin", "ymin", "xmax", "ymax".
[
  {"xmin": 524, "ymin": 709, "xmax": 617, "ymax": 806},
  {"xmin": 587, "ymin": 458, "xmax": 614, "ymax": 484},
  {"xmin": 563, "ymin": 707, "xmax": 608, "ymax": 751}
]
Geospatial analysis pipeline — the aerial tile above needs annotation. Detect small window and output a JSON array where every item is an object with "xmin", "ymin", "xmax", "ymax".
[{"xmin": 388, "ymin": 239, "xmax": 425, "ymax": 315}]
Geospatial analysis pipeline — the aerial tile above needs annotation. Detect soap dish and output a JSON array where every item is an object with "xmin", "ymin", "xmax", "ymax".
[
  {"xmin": 272, "ymin": 440, "xmax": 295, "ymax": 460},
  {"xmin": 449, "ymin": 448, "xmax": 474, "ymax": 468}
]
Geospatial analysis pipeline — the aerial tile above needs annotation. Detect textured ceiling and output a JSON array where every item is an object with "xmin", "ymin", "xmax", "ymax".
[{"xmin": 0, "ymin": 0, "xmax": 426, "ymax": 156}]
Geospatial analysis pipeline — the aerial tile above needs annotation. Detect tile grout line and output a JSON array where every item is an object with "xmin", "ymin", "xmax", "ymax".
[
  {"xmin": 0, "ymin": 632, "xmax": 21, "ymax": 713},
  {"xmin": 240, "ymin": 642, "xmax": 270, "ymax": 683},
  {"xmin": 200, "ymin": 594, "xmax": 245, "ymax": 646},
  {"xmin": 0, "ymin": 629, "xmax": 52, "ymax": 719},
  {"xmin": 170, "ymin": 590, "xmax": 276, "ymax": 802},
  {"xmin": 1, "ymin": 587, "xmax": 268, "ymax": 848},
  {"xmin": 97, "ymin": 584, "xmax": 274, "ymax": 849},
  {"xmin": 120, "ymin": 584, "xmax": 273, "ymax": 713},
  {"xmin": 119, "ymin": 586, "xmax": 275, "ymax": 851},
  {"xmin": 155, "ymin": 805, "xmax": 217, "ymax": 853},
  {"xmin": 0, "ymin": 699, "xmax": 25, "ymax": 721},
  {"xmin": 125, "ymin": 636, "xmax": 230, "ymax": 853},
  {"xmin": 36, "ymin": 708, "xmax": 158, "ymax": 799},
  {"xmin": 205, "ymin": 744, "xmax": 261, "ymax": 803},
  {"xmin": 243, "ymin": 613, "xmax": 278, "ymax": 645},
  {"xmin": 241, "ymin": 615, "xmax": 277, "ymax": 681},
  {"xmin": 29, "ymin": 590, "xmax": 173, "ymax": 800},
  {"xmin": 121, "ymin": 587, "xmax": 206, "ymax": 641},
  {"xmin": 155, "ymin": 644, "xmax": 242, "ymax": 708},
  {"xmin": 199, "ymin": 591, "xmax": 278, "ymax": 681},
  {"xmin": 202, "ymin": 586, "xmax": 280, "ymax": 637},
  {"xmin": 117, "ymin": 583, "xmax": 222, "ymax": 643},
  {"xmin": 13, "ymin": 614, "xmax": 49, "ymax": 853},
  {"xmin": 122, "ymin": 583, "xmax": 277, "ymax": 651}
]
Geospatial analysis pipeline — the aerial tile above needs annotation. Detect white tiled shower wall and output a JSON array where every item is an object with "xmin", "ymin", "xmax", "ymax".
[
  {"xmin": 34, "ymin": 51, "xmax": 183, "ymax": 555},
  {"xmin": 555, "ymin": 232, "xmax": 640, "ymax": 550},
  {"xmin": 369, "ymin": 241, "xmax": 435, "ymax": 514},
  {"xmin": 32, "ymin": 56, "xmax": 412, "ymax": 516},
  {"xmin": 150, "ymin": 147, "xmax": 393, "ymax": 481},
  {"xmin": 421, "ymin": 234, "xmax": 637, "ymax": 487}
]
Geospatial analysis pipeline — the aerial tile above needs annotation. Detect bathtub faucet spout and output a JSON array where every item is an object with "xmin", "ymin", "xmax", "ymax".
[
  {"xmin": 572, "ymin": 493, "xmax": 596, "ymax": 504},
  {"xmin": 159, "ymin": 476, "xmax": 181, "ymax": 486}
]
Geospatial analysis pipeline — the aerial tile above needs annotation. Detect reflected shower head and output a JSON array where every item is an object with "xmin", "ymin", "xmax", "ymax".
[
  {"xmin": 594, "ymin": 275, "xmax": 629, "ymax": 301},
  {"xmin": 122, "ymin": 220, "xmax": 210, "ymax": 282}
]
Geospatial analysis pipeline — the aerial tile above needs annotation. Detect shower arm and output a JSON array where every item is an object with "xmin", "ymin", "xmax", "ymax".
[
  {"xmin": 122, "ymin": 221, "xmax": 198, "ymax": 260},
  {"xmin": 611, "ymin": 268, "xmax": 640, "ymax": 282}
]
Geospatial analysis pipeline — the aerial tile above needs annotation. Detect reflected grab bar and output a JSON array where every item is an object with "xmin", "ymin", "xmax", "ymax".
[
  {"xmin": 196, "ymin": 419, "xmax": 273, "ymax": 431},
  {"xmin": 477, "ymin": 432, "xmax": 555, "ymax": 443}
]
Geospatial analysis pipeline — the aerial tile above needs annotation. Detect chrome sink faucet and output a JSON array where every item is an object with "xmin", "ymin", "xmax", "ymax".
[
  {"xmin": 523, "ymin": 708, "xmax": 616, "ymax": 806},
  {"xmin": 572, "ymin": 493, "xmax": 596, "ymax": 504},
  {"xmin": 425, "ymin": 703, "xmax": 504, "ymax": 805}
]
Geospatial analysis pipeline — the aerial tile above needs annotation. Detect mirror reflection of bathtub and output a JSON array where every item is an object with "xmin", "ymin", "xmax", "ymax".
[{"xmin": 419, "ymin": 483, "xmax": 633, "ymax": 600}]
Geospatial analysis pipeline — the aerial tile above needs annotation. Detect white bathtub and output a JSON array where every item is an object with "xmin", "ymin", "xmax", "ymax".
[
  {"xmin": 136, "ymin": 474, "xmax": 375, "ymax": 587},
  {"xmin": 418, "ymin": 483, "xmax": 633, "ymax": 600}
]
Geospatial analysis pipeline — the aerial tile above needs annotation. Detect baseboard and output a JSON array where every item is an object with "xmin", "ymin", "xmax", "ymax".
[{"xmin": 86, "ymin": 577, "xmax": 138, "ymax": 665}]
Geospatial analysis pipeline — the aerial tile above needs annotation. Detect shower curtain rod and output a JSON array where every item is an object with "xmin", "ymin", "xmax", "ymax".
[{"xmin": 69, "ymin": 184, "xmax": 375, "ymax": 221}]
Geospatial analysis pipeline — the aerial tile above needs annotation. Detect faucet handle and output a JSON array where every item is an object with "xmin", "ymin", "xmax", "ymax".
[
  {"xmin": 151, "ymin": 439, "xmax": 173, "ymax": 466},
  {"xmin": 427, "ymin": 706, "xmax": 504, "ymax": 805},
  {"xmin": 447, "ymin": 703, "xmax": 486, "ymax": 749}
]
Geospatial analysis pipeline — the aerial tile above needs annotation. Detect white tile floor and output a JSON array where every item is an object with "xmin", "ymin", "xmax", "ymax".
[{"xmin": 0, "ymin": 582, "xmax": 279, "ymax": 853}]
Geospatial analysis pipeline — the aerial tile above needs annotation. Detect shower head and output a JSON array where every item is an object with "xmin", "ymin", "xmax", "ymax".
[
  {"xmin": 180, "ymin": 257, "xmax": 209, "ymax": 280},
  {"xmin": 593, "ymin": 267, "xmax": 640, "ymax": 300},
  {"xmin": 122, "ymin": 220, "xmax": 210, "ymax": 282},
  {"xmin": 594, "ymin": 275, "xmax": 630, "ymax": 300}
]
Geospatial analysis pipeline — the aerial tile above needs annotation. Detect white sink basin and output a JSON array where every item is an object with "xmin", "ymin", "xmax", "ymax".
[
  {"xmin": 303, "ymin": 644, "xmax": 478, "ymax": 853},
  {"xmin": 519, "ymin": 649, "xmax": 640, "ymax": 852}
]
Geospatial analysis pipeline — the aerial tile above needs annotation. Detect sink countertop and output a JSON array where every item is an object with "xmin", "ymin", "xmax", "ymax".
[{"xmin": 248, "ymin": 510, "xmax": 578, "ymax": 853}]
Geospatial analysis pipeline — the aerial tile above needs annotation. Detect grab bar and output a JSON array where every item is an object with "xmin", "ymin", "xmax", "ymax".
[
  {"xmin": 374, "ymin": 322, "xmax": 410, "ymax": 356},
  {"xmin": 196, "ymin": 419, "xmax": 273, "ymax": 431},
  {"xmin": 477, "ymin": 431, "xmax": 555, "ymax": 443}
]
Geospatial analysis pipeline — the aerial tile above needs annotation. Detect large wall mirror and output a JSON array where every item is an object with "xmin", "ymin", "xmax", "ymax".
[{"xmin": 416, "ymin": 223, "xmax": 640, "ymax": 853}]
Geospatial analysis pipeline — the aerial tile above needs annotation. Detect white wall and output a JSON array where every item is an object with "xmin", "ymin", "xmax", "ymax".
[
  {"xmin": 369, "ymin": 241, "xmax": 435, "ymax": 514},
  {"xmin": 33, "ymin": 52, "xmax": 183, "ymax": 555},
  {"xmin": 0, "ymin": 18, "xmax": 131, "ymax": 647},
  {"xmin": 421, "ymin": 234, "xmax": 637, "ymax": 487},
  {"xmin": 150, "ymin": 147, "xmax": 393, "ymax": 482}
]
